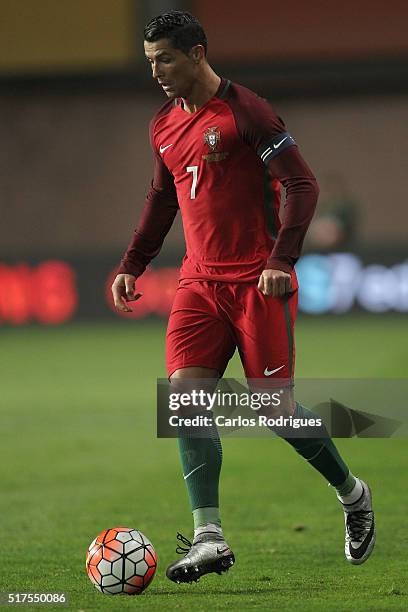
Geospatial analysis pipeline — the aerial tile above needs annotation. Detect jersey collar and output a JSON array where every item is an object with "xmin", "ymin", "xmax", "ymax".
[
  {"xmin": 215, "ymin": 78, "xmax": 231, "ymax": 100},
  {"xmin": 175, "ymin": 77, "xmax": 231, "ymax": 112}
]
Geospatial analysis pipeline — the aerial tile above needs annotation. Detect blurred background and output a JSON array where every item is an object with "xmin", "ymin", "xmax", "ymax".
[
  {"xmin": 1, "ymin": 4, "xmax": 408, "ymax": 606},
  {"xmin": 1, "ymin": 0, "xmax": 407, "ymax": 324}
]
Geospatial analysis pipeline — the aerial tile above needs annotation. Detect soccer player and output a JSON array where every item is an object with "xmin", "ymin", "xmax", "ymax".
[{"xmin": 112, "ymin": 11, "xmax": 375, "ymax": 583}]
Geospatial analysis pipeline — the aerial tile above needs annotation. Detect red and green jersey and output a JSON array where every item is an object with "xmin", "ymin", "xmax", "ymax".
[{"xmin": 119, "ymin": 78, "xmax": 318, "ymax": 282}]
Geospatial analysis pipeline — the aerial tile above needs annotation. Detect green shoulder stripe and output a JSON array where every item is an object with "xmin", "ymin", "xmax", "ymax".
[{"xmin": 218, "ymin": 79, "xmax": 231, "ymax": 99}]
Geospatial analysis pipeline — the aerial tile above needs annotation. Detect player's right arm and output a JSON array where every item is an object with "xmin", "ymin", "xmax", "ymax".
[{"xmin": 112, "ymin": 120, "xmax": 179, "ymax": 312}]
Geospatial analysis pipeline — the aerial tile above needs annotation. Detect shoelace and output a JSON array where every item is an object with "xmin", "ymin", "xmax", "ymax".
[
  {"xmin": 176, "ymin": 532, "xmax": 193, "ymax": 555},
  {"xmin": 346, "ymin": 510, "xmax": 373, "ymax": 542}
]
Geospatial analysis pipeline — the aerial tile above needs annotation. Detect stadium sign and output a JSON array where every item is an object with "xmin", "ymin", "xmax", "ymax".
[
  {"xmin": 296, "ymin": 254, "xmax": 408, "ymax": 314},
  {"xmin": 0, "ymin": 253, "xmax": 407, "ymax": 324}
]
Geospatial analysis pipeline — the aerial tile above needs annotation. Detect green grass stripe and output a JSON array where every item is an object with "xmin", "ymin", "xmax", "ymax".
[{"xmin": 0, "ymin": 318, "xmax": 407, "ymax": 609}]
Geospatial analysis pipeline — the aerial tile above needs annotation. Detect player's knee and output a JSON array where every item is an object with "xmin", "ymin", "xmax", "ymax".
[
  {"xmin": 252, "ymin": 387, "xmax": 296, "ymax": 420},
  {"xmin": 169, "ymin": 369, "xmax": 219, "ymax": 416},
  {"xmin": 170, "ymin": 366, "xmax": 220, "ymax": 380}
]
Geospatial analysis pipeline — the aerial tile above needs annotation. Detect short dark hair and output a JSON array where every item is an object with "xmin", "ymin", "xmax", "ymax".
[{"xmin": 144, "ymin": 10, "xmax": 207, "ymax": 56}]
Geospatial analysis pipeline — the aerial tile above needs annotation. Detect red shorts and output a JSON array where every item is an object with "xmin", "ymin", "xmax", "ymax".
[{"xmin": 166, "ymin": 278, "xmax": 298, "ymax": 382}]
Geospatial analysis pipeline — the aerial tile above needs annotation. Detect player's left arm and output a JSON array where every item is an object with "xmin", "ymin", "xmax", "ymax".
[
  {"xmin": 231, "ymin": 86, "xmax": 319, "ymax": 296},
  {"xmin": 260, "ymin": 144, "xmax": 319, "ymax": 296}
]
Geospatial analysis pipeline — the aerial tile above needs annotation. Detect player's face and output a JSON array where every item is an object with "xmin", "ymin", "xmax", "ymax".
[{"xmin": 144, "ymin": 39, "xmax": 199, "ymax": 99}]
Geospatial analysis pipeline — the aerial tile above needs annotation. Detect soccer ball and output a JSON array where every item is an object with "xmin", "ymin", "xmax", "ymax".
[{"xmin": 86, "ymin": 527, "xmax": 157, "ymax": 595}]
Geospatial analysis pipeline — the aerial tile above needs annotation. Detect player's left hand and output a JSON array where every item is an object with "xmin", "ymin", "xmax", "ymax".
[{"xmin": 258, "ymin": 269, "xmax": 292, "ymax": 297}]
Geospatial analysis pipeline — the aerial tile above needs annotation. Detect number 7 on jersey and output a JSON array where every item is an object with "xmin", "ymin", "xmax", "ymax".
[{"xmin": 186, "ymin": 165, "xmax": 198, "ymax": 200}]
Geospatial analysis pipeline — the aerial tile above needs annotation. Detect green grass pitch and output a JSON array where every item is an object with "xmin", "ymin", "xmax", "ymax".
[{"xmin": 1, "ymin": 315, "xmax": 408, "ymax": 610}]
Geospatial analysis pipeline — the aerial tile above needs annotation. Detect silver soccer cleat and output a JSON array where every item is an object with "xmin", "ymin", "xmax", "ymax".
[
  {"xmin": 166, "ymin": 531, "xmax": 235, "ymax": 584},
  {"xmin": 341, "ymin": 479, "xmax": 376, "ymax": 565}
]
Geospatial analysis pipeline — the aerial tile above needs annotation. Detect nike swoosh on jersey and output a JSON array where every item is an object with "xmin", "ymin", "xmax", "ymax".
[
  {"xmin": 264, "ymin": 365, "xmax": 285, "ymax": 376},
  {"xmin": 273, "ymin": 137, "xmax": 288, "ymax": 149},
  {"xmin": 159, "ymin": 143, "xmax": 173, "ymax": 154}
]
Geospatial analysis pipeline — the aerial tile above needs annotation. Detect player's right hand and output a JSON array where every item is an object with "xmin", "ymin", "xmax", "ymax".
[{"xmin": 111, "ymin": 274, "xmax": 142, "ymax": 312}]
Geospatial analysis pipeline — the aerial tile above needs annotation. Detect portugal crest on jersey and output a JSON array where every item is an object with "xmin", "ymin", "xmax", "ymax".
[{"xmin": 204, "ymin": 126, "xmax": 220, "ymax": 151}]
